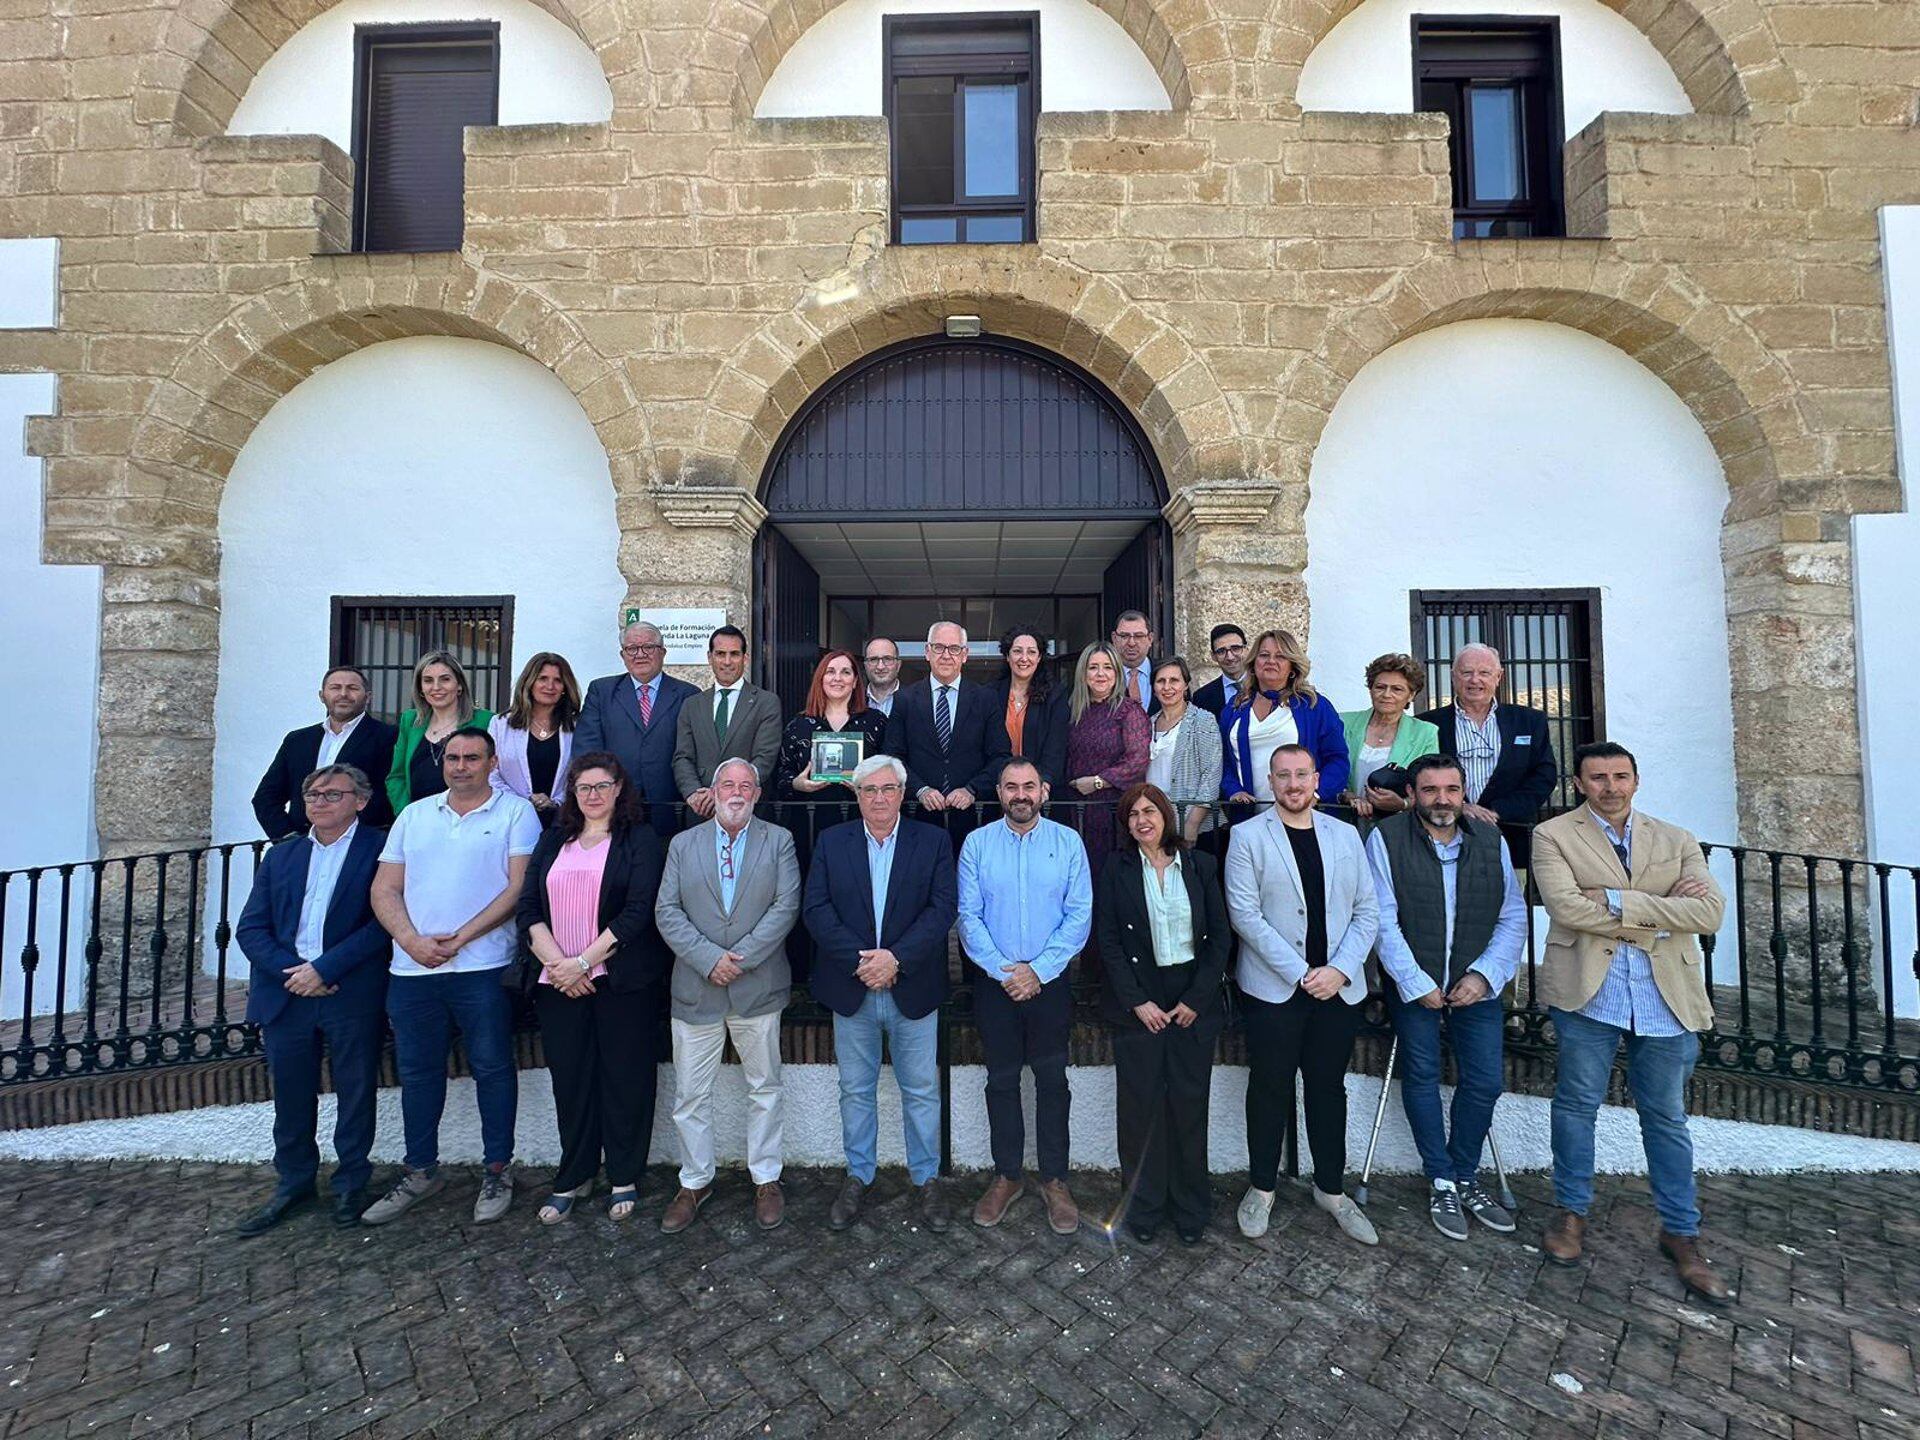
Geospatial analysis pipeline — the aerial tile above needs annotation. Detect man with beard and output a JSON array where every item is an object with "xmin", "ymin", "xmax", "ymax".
[
  {"xmin": 655, "ymin": 758, "xmax": 802, "ymax": 1232},
  {"xmin": 1364, "ymin": 753, "xmax": 1526, "ymax": 1241},
  {"xmin": 254, "ymin": 665, "xmax": 398, "ymax": 834},
  {"xmin": 956, "ymin": 758, "xmax": 1093, "ymax": 1233},
  {"xmin": 1225, "ymin": 744, "xmax": 1378, "ymax": 1246}
]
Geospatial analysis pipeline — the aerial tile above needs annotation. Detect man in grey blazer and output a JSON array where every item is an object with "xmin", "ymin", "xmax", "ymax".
[
  {"xmin": 672, "ymin": 625, "xmax": 782, "ymax": 820},
  {"xmin": 654, "ymin": 758, "xmax": 802, "ymax": 1231},
  {"xmin": 1225, "ymin": 743, "xmax": 1380, "ymax": 1248}
]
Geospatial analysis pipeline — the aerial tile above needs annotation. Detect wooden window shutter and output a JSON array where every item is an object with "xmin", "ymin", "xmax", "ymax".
[{"xmin": 355, "ymin": 28, "xmax": 499, "ymax": 254}]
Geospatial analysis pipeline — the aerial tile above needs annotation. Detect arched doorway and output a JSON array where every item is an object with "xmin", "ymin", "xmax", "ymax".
[{"xmin": 753, "ymin": 335, "xmax": 1172, "ymax": 710}]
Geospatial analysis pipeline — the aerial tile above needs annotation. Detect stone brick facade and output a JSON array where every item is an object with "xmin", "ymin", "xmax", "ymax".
[{"xmin": 0, "ymin": 0, "xmax": 1914, "ymax": 858}]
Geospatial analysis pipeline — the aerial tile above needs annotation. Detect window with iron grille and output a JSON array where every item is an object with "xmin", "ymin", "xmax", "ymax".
[
  {"xmin": 1411, "ymin": 588, "xmax": 1601, "ymax": 813},
  {"xmin": 1414, "ymin": 18, "xmax": 1564, "ymax": 239},
  {"xmin": 883, "ymin": 14, "xmax": 1038, "ymax": 245},
  {"xmin": 330, "ymin": 596, "xmax": 514, "ymax": 723}
]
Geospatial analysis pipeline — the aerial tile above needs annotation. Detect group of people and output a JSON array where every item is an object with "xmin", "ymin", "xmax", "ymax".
[{"xmin": 234, "ymin": 613, "xmax": 1733, "ymax": 1306}]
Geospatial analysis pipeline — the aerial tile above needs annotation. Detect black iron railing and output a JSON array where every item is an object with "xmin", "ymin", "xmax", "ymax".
[{"xmin": 3, "ymin": 801, "xmax": 1918, "ymax": 1095}]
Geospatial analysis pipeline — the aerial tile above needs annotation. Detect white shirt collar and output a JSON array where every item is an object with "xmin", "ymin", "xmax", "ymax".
[
  {"xmin": 434, "ymin": 788, "xmax": 502, "ymax": 818},
  {"xmin": 311, "ymin": 820, "xmax": 358, "ymax": 853},
  {"xmin": 323, "ymin": 711, "xmax": 366, "ymax": 738}
]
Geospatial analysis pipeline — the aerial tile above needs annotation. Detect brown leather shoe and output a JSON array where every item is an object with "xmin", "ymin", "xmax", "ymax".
[
  {"xmin": 828, "ymin": 1174, "xmax": 866, "ymax": 1231},
  {"xmin": 1659, "ymin": 1232, "xmax": 1733, "ymax": 1305},
  {"xmin": 1040, "ymin": 1178, "xmax": 1079, "ymax": 1235},
  {"xmin": 753, "ymin": 1181, "xmax": 785, "ymax": 1230},
  {"xmin": 972, "ymin": 1175, "xmax": 1025, "ymax": 1228},
  {"xmin": 659, "ymin": 1185, "xmax": 711, "ymax": 1234},
  {"xmin": 1543, "ymin": 1208, "xmax": 1586, "ymax": 1266},
  {"xmin": 917, "ymin": 1178, "xmax": 951, "ymax": 1233}
]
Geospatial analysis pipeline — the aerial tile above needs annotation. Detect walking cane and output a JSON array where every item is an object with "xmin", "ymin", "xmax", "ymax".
[{"xmin": 1355, "ymin": 1032, "xmax": 1520, "ymax": 1214}]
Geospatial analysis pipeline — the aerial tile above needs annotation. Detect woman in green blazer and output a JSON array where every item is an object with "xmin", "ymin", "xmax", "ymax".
[
  {"xmin": 387, "ymin": 649, "xmax": 495, "ymax": 814},
  {"xmin": 1339, "ymin": 653, "xmax": 1440, "ymax": 819}
]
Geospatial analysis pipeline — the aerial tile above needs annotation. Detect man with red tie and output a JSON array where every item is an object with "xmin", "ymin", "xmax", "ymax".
[
  {"xmin": 1111, "ymin": 610, "xmax": 1158, "ymax": 715},
  {"xmin": 575, "ymin": 619, "xmax": 701, "ymax": 836}
]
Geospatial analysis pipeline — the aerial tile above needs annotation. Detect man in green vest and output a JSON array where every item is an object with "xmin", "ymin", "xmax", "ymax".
[{"xmin": 1365, "ymin": 753, "xmax": 1527, "ymax": 1242}]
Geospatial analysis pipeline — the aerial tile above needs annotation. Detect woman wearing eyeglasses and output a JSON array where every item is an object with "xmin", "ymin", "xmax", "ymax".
[{"xmin": 514, "ymin": 751, "xmax": 669, "ymax": 1225}]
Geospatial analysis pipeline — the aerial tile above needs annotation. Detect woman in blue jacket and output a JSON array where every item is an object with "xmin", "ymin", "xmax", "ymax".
[{"xmin": 1218, "ymin": 628, "xmax": 1349, "ymax": 808}]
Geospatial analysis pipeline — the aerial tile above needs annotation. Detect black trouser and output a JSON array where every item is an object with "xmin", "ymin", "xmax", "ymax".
[
  {"xmin": 534, "ymin": 983, "xmax": 662, "ymax": 1191},
  {"xmin": 1242, "ymin": 989, "xmax": 1363, "ymax": 1195},
  {"xmin": 973, "ymin": 969, "xmax": 1072, "ymax": 1182},
  {"xmin": 261, "ymin": 997, "xmax": 384, "ymax": 1199},
  {"xmin": 1113, "ymin": 1008, "xmax": 1219, "ymax": 1230}
]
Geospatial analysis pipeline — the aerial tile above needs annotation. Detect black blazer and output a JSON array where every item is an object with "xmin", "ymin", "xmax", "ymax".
[
  {"xmin": 1095, "ymin": 847, "xmax": 1230, "ymax": 1027},
  {"xmin": 802, "ymin": 816, "xmax": 956, "ymax": 1021},
  {"xmin": 237, "ymin": 823, "xmax": 390, "ymax": 1027},
  {"xmin": 252, "ymin": 718, "xmax": 398, "ymax": 839},
  {"xmin": 1192, "ymin": 675, "xmax": 1238, "ymax": 718},
  {"xmin": 513, "ymin": 823, "xmax": 670, "ymax": 994},
  {"xmin": 889, "ymin": 679, "xmax": 1011, "ymax": 799},
  {"xmin": 989, "ymin": 675, "xmax": 1070, "ymax": 791},
  {"xmin": 1418, "ymin": 702, "xmax": 1559, "ymax": 826}
]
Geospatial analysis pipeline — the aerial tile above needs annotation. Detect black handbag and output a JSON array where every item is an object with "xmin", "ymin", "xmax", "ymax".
[{"xmin": 1365, "ymin": 763, "xmax": 1412, "ymax": 797}]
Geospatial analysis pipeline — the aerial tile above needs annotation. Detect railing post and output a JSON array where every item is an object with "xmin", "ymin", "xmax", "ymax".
[
  {"xmin": 1838, "ymin": 858, "xmax": 1860, "ymax": 1060},
  {"xmin": 1768, "ymin": 852, "xmax": 1789, "ymax": 1043},
  {"xmin": 15, "ymin": 869, "xmax": 42, "ymax": 1071},
  {"xmin": 1732, "ymin": 848, "xmax": 1752, "ymax": 1039},
  {"xmin": 1803, "ymin": 855, "xmax": 1824, "ymax": 1048},
  {"xmin": 51, "ymin": 864, "xmax": 75, "ymax": 1062},
  {"xmin": 1874, "ymin": 863, "xmax": 1897, "ymax": 1062},
  {"xmin": 147, "ymin": 852, "xmax": 170, "ymax": 1043}
]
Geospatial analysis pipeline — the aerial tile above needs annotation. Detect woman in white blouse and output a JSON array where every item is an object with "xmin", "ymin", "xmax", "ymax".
[{"xmin": 1146, "ymin": 658, "xmax": 1223, "ymax": 842}]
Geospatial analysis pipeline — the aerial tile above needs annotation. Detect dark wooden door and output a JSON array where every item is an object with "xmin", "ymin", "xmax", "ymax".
[{"xmin": 758, "ymin": 527, "xmax": 822, "ymax": 715}]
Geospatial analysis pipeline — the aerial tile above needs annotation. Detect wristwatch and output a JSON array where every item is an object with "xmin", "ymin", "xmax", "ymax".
[{"xmin": 577, "ymin": 956, "xmax": 592, "ymax": 976}]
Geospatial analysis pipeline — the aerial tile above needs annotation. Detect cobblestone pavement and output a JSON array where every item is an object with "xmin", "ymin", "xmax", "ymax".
[{"xmin": 0, "ymin": 1161, "xmax": 1916, "ymax": 1439}]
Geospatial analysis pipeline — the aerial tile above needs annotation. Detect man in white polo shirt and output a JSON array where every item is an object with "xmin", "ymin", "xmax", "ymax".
[{"xmin": 365, "ymin": 726, "xmax": 540, "ymax": 1226}]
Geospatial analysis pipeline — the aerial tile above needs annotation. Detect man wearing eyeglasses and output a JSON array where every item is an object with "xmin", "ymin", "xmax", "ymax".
[
  {"xmin": 655, "ymin": 759, "xmax": 802, "ymax": 1233},
  {"xmin": 862, "ymin": 637, "xmax": 903, "ymax": 718},
  {"xmin": 1111, "ymin": 611, "xmax": 1159, "ymax": 713},
  {"xmin": 1193, "ymin": 625, "xmax": 1249, "ymax": 717},
  {"xmin": 234, "ymin": 763, "xmax": 390, "ymax": 1233},
  {"xmin": 889, "ymin": 621, "xmax": 1010, "ymax": 839},
  {"xmin": 576, "ymin": 619, "xmax": 701, "ymax": 837},
  {"xmin": 804, "ymin": 754, "xmax": 958, "ymax": 1233}
]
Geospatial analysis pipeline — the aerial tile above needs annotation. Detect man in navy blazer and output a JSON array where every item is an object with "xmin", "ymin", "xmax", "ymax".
[
  {"xmin": 803, "ymin": 754, "xmax": 958, "ymax": 1234},
  {"xmin": 574, "ymin": 619, "xmax": 700, "ymax": 836},
  {"xmin": 235, "ymin": 762, "xmax": 391, "ymax": 1234},
  {"xmin": 1418, "ymin": 643, "xmax": 1559, "ymax": 863},
  {"xmin": 252, "ymin": 666, "xmax": 397, "ymax": 837},
  {"xmin": 889, "ymin": 621, "xmax": 1010, "ymax": 831}
]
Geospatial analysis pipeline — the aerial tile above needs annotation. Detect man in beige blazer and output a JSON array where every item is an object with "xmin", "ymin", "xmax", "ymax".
[{"xmin": 1530, "ymin": 741, "xmax": 1731, "ymax": 1305}]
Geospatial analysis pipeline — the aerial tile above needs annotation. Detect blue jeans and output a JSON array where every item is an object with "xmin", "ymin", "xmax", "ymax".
[
  {"xmin": 1390, "ymin": 992, "xmax": 1505, "ymax": 1184},
  {"xmin": 832, "ymin": 989, "xmax": 941, "ymax": 1185},
  {"xmin": 1550, "ymin": 1007, "xmax": 1701, "ymax": 1235},
  {"xmin": 387, "ymin": 969, "xmax": 518, "ymax": 1171}
]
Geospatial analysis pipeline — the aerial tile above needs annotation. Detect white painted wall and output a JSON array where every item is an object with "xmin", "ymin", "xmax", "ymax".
[
  {"xmin": 755, "ymin": 0, "xmax": 1170, "ymax": 118},
  {"xmin": 7, "ymin": 1063, "xmax": 1919, "ymax": 1177},
  {"xmin": 1306, "ymin": 319, "xmax": 1737, "ymax": 854},
  {"xmin": 1297, "ymin": 0, "xmax": 1691, "ymax": 138},
  {"xmin": 211, "ymin": 336, "xmax": 623, "ymax": 869},
  {"xmin": 226, "ymin": 0, "xmax": 613, "ymax": 150},
  {"xmin": 1854, "ymin": 207, "xmax": 1920, "ymax": 1019},
  {"xmin": 0, "ymin": 236, "xmax": 98, "ymax": 1020}
]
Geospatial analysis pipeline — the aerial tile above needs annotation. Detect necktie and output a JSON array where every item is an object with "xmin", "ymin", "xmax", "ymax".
[
  {"xmin": 1609, "ymin": 835, "xmax": 1631, "ymax": 878},
  {"xmin": 935, "ymin": 686, "xmax": 953, "ymax": 752},
  {"xmin": 714, "ymin": 687, "xmax": 731, "ymax": 743},
  {"xmin": 638, "ymin": 681, "xmax": 653, "ymax": 727},
  {"xmin": 1133, "ymin": 667, "xmax": 1147, "ymax": 707}
]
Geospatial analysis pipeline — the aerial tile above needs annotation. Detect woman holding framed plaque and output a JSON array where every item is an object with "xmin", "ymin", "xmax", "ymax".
[{"xmin": 773, "ymin": 650, "xmax": 889, "ymax": 803}]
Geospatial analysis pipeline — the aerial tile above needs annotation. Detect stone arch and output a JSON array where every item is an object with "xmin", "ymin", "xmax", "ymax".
[
  {"xmin": 716, "ymin": 0, "xmax": 1204, "ymax": 120},
  {"xmin": 107, "ymin": 260, "xmax": 646, "ymax": 568},
  {"xmin": 137, "ymin": 0, "xmax": 631, "ymax": 141},
  {"xmin": 686, "ymin": 248, "xmax": 1246, "ymax": 499},
  {"xmin": 1281, "ymin": 0, "xmax": 1789, "ymax": 118}
]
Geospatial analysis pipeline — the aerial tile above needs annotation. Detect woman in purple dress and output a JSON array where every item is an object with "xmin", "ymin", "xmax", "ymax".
[{"xmin": 1065, "ymin": 641, "xmax": 1152, "ymax": 895}]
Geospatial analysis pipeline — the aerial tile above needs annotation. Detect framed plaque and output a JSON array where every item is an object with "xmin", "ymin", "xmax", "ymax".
[{"xmin": 809, "ymin": 732, "xmax": 863, "ymax": 787}]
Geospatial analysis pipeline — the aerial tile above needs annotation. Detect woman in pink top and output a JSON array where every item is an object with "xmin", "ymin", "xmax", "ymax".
[{"xmin": 515, "ymin": 752, "xmax": 668, "ymax": 1223}]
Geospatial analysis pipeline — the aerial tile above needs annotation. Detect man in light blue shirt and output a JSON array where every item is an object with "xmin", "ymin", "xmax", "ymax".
[
  {"xmin": 1366, "ymin": 753, "xmax": 1526, "ymax": 1241},
  {"xmin": 957, "ymin": 758, "xmax": 1092, "ymax": 1232}
]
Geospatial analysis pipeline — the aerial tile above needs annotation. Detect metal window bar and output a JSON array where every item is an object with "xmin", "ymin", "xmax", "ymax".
[{"xmin": 334, "ymin": 598, "xmax": 510, "ymax": 721}]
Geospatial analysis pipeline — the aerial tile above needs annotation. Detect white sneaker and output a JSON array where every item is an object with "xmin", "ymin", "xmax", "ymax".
[
  {"xmin": 1236, "ymin": 1186, "xmax": 1275, "ymax": 1239},
  {"xmin": 1314, "ymin": 1187, "xmax": 1379, "ymax": 1246},
  {"xmin": 473, "ymin": 1163, "xmax": 514, "ymax": 1224},
  {"xmin": 360, "ymin": 1168, "xmax": 444, "ymax": 1226}
]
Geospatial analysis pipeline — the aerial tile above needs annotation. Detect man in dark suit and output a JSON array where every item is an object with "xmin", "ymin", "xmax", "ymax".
[
  {"xmin": 803, "ymin": 754, "xmax": 958, "ymax": 1234},
  {"xmin": 252, "ymin": 666, "xmax": 398, "ymax": 837},
  {"xmin": 890, "ymin": 621, "xmax": 1010, "ymax": 830},
  {"xmin": 672, "ymin": 624, "xmax": 782, "ymax": 818},
  {"xmin": 1112, "ymin": 609, "xmax": 1159, "ymax": 714},
  {"xmin": 1193, "ymin": 623, "xmax": 1249, "ymax": 717},
  {"xmin": 1418, "ymin": 643, "xmax": 1559, "ymax": 862},
  {"xmin": 574, "ymin": 619, "xmax": 700, "ymax": 835},
  {"xmin": 234, "ymin": 762, "xmax": 391, "ymax": 1233}
]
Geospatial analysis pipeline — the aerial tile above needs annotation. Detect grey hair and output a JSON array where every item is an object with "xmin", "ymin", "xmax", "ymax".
[
  {"xmin": 302, "ymin": 763, "xmax": 371, "ymax": 801},
  {"xmin": 711, "ymin": 757, "xmax": 760, "ymax": 789},
  {"xmin": 926, "ymin": 620, "xmax": 968, "ymax": 646},
  {"xmin": 1453, "ymin": 643, "xmax": 1503, "ymax": 669},
  {"xmin": 851, "ymin": 754, "xmax": 908, "ymax": 787},
  {"xmin": 621, "ymin": 619, "xmax": 662, "ymax": 643}
]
